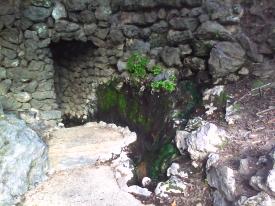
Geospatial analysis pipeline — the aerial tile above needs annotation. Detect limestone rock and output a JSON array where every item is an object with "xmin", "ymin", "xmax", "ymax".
[
  {"xmin": 55, "ymin": 20, "xmax": 80, "ymax": 33},
  {"xmin": 206, "ymin": 153, "xmax": 220, "ymax": 170},
  {"xmin": 52, "ymin": 1, "xmax": 67, "ymax": 21},
  {"xmin": 14, "ymin": 92, "xmax": 32, "ymax": 103},
  {"xmin": 160, "ymin": 46, "xmax": 182, "ymax": 67},
  {"xmin": 40, "ymin": 110, "xmax": 61, "ymax": 120},
  {"xmin": 127, "ymin": 185, "xmax": 152, "ymax": 197},
  {"xmin": 207, "ymin": 166, "xmax": 236, "ymax": 201},
  {"xmin": 236, "ymin": 192, "xmax": 273, "ymax": 206},
  {"xmin": 213, "ymin": 190, "xmax": 231, "ymax": 206},
  {"xmin": 155, "ymin": 176, "xmax": 187, "ymax": 198},
  {"xmin": 167, "ymin": 163, "xmax": 188, "ymax": 178},
  {"xmin": 0, "ymin": 79, "xmax": 11, "ymax": 95},
  {"xmin": 0, "ymin": 67, "xmax": 6, "ymax": 80},
  {"xmin": 209, "ymin": 42, "xmax": 245, "ymax": 79},
  {"xmin": 203, "ymin": 85, "xmax": 225, "ymax": 115},
  {"xmin": 169, "ymin": 17, "xmax": 199, "ymax": 31},
  {"xmin": 196, "ymin": 21, "xmax": 233, "ymax": 41},
  {"xmin": 167, "ymin": 30, "xmax": 193, "ymax": 45},
  {"xmin": 176, "ymin": 122, "xmax": 227, "ymax": 162},
  {"xmin": 23, "ymin": 6, "xmax": 52, "ymax": 22},
  {"xmin": 266, "ymin": 169, "xmax": 275, "ymax": 193},
  {"xmin": 0, "ymin": 115, "xmax": 48, "ymax": 205}
]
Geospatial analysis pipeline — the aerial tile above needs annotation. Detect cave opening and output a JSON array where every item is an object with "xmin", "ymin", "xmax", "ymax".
[
  {"xmin": 50, "ymin": 39, "xmax": 203, "ymax": 186},
  {"xmin": 50, "ymin": 40, "xmax": 98, "ymax": 126}
]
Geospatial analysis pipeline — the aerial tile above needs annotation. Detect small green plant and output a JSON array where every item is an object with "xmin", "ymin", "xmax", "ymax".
[
  {"xmin": 151, "ymin": 65, "xmax": 163, "ymax": 76},
  {"xmin": 252, "ymin": 79, "xmax": 265, "ymax": 89},
  {"xmin": 127, "ymin": 53, "xmax": 149, "ymax": 78},
  {"xmin": 126, "ymin": 53, "xmax": 177, "ymax": 93},
  {"xmin": 151, "ymin": 75, "xmax": 177, "ymax": 93}
]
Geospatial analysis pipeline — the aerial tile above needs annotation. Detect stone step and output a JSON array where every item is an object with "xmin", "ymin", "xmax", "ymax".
[{"xmin": 47, "ymin": 122, "xmax": 136, "ymax": 172}]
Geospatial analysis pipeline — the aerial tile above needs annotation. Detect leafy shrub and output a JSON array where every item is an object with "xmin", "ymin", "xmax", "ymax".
[
  {"xmin": 127, "ymin": 53, "xmax": 149, "ymax": 78},
  {"xmin": 151, "ymin": 75, "xmax": 177, "ymax": 93},
  {"xmin": 126, "ymin": 53, "xmax": 177, "ymax": 93}
]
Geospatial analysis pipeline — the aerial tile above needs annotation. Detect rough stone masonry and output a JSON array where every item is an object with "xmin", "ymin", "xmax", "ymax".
[{"xmin": 0, "ymin": 0, "xmax": 273, "ymax": 125}]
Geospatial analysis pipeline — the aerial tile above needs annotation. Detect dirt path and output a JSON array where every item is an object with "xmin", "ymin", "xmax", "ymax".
[
  {"xmin": 23, "ymin": 165, "xmax": 147, "ymax": 206},
  {"xmin": 22, "ymin": 122, "xmax": 150, "ymax": 206}
]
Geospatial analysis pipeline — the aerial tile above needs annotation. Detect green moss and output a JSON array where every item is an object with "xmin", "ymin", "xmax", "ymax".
[
  {"xmin": 98, "ymin": 88, "xmax": 118, "ymax": 112},
  {"xmin": 150, "ymin": 143, "xmax": 179, "ymax": 180}
]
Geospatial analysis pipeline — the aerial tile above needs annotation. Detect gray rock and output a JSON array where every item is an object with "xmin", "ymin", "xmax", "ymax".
[
  {"xmin": 0, "ymin": 79, "xmax": 12, "ymax": 95},
  {"xmin": 127, "ymin": 185, "xmax": 152, "ymax": 197},
  {"xmin": 32, "ymin": 23, "xmax": 49, "ymax": 39},
  {"xmin": 167, "ymin": 163, "xmax": 188, "ymax": 178},
  {"xmin": 63, "ymin": 0, "xmax": 88, "ymax": 11},
  {"xmin": 209, "ymin": 42, "xmax": 245, "ymax": 79},
  {"xmin": 236, "ymin": 192, "xmax": 272, "ymax": 206},
  {"xmin": 127, "ymin": 39, "xmax": 150, "ymax": 53},
  {"xmin": 109, "ymin": 28, "xmax": 125, "ymax": 44},
  {"xmin": 239, "ymin": 158, "xmax": 251, "ymax": 176},
  {"xmin": 179, "ymin": 44, "xmax": 192, "ymax": 56},
  {"xmin": 0, "ymin": 100, "xmax": 3, "ymax": 117},
  {"xmin": 52, "ymin": 1, "xmax": 67, "ymax": 21},
  {"xmin": 0, "ymin": 67, "xmax": 7, "ymax": 80},
  {"xmin": 213, "ymin": 190, "xmax": 231, "ymax": 206},
  {"xmin": 203, "ymin": 0, "xmax": 242, "ymax": 24},
  {"xmin": 196, "ymin": 21, "xmax": 233, "ymax": 41},
  {"xmin": 79, "ymin": 10, "xmax": 96, "ymax": 24},
  {"xmin": 94, "ymin": 28, "xmax": 109, "ymax": 40},
  {"xmin": 169, "ymin": 17, "xmax": 199, "ymax": 31},
  {"xmin": 32, "ymin": 91, "xmax": 56, "ymax": 100},
  {"xmin": 1, "ymin": 47, "xmax": 17, "ymax": 60},
  {"xmin": 40, "ymin": 110, "xmax": 61, "ymax": 120},
  {"xmin": 207, "ymin": 166, "xmax": 236, "ymax": 201},
  {"xmin": 250, "ymin": 175, "xmax": 270, "ymax": 193},
  {"xmin": 0, "ymin": 94, "xmax": 22, "ymax": 111},
  {"xmin": 1, "ymin": 28, "xmax": 21, "ymax": 44},
  {"xmin": 84, "ymin": 23, "xmax": 97, "ymax": 36},
  {"xmin": 151, "ymin": 20, "xmax": 168, "ymax": 33},
  {"xmin": 0, "ymin": 115, "xmax": 48, "ymax": 205},
  {"xmin": 155, "ymin": 176, "xmax": 187, "ymax": 198},
  {"xmin": 167, "ymin": 30, "xmax": 193, "ymax": 45},
  {"xmin": 184, "ymin": 57, "xmax": 205, "ymax": 72},
  {"xmin": 177, "ymin": 122, "xmax": 227, "ymax": 162},
  {"xmin": 14, "ymin": 92, "xmax": 32, "ymax": 103},
  {"xmin": 237, "ymin": 32, "xmax": 263, "ymax": 63},
  {"xmin": 31, "ymin": 0, "xmax": 53, "ymax": 7},
  {"xmin": 206, "ymin": 153, "xmax": 220, "ymax": 170},
  {"xmin": 23, "ymin": 6, "xmax": 52, "ymax": 22},
  {"xmin": 160, "ymin": 47, "xmax": 182, "ymax": 67},
  {"xmin": 266, "ymin": 169, "xmax": 275, "ymax": 193},
  {"xmin": 95, "ymin": 7, "xmax": 112, "ymax": 21},
  {"xmin": 55, "ymin": 20, "xmax": 80, "ymax": 33},
  {"xmin": 120, "ymin": 11, "xmax": 157, "ymax": 26},
  {"xmin": 122, "ymin": 25, "xmax": 140, "ymax": 38},
  {"xmin": 117, "ymin": 60, "xmax": 127, "ymax": 72}
]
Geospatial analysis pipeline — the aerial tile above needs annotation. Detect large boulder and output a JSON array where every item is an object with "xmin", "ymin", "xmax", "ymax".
[
  {"xmin": 209, "ymin": 42, "xmax": 245, "ymax": 79},
  {"xmin": 176, "ymin": 120, "xmax": 227, "ymax": 163},
  {"xmin": 0, "ymin": 115, "xmax": 48, "ymax": 205}
]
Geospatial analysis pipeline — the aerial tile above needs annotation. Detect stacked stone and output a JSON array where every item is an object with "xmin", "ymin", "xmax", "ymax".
[{"xmin": 0, "ymin": 0, "xmax": 270, "ymax": 123}]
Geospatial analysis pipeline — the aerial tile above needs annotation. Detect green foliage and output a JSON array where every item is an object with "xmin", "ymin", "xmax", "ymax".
[
  {"xmin": 150, "ymin": 143, "xmax": 179, "ymax": 180},
  {"xmin": 151, "ymin": 76, "xmax": 177, "ymax": 93},
  {"xmin": 216, "ymin": 91, "xmax": 229, "ymax": 107},
  {"xmin": 252, "ymin": 79, "xmax": 265, "ymax": 89},
  {"xmin": 127, "ymin": 53, "xmax": 149, "ymax": 78},
  {"xmin": 151, "ymin": 65, "xmax": 163, "ymax": 76},
  {"xmin": 127, "ymin": 53, "xmax": 177, "ymax": 93}
]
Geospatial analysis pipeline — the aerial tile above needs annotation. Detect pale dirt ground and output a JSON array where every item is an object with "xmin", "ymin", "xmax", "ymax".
[{"xmin": 23, "ymin": 165, "xmax": 149, "ymax": 206}]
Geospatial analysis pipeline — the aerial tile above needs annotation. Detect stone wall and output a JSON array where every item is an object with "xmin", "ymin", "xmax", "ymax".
[{"xmin": 0, "ymin": 0, "xmax": 271, "ymax": 124}]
